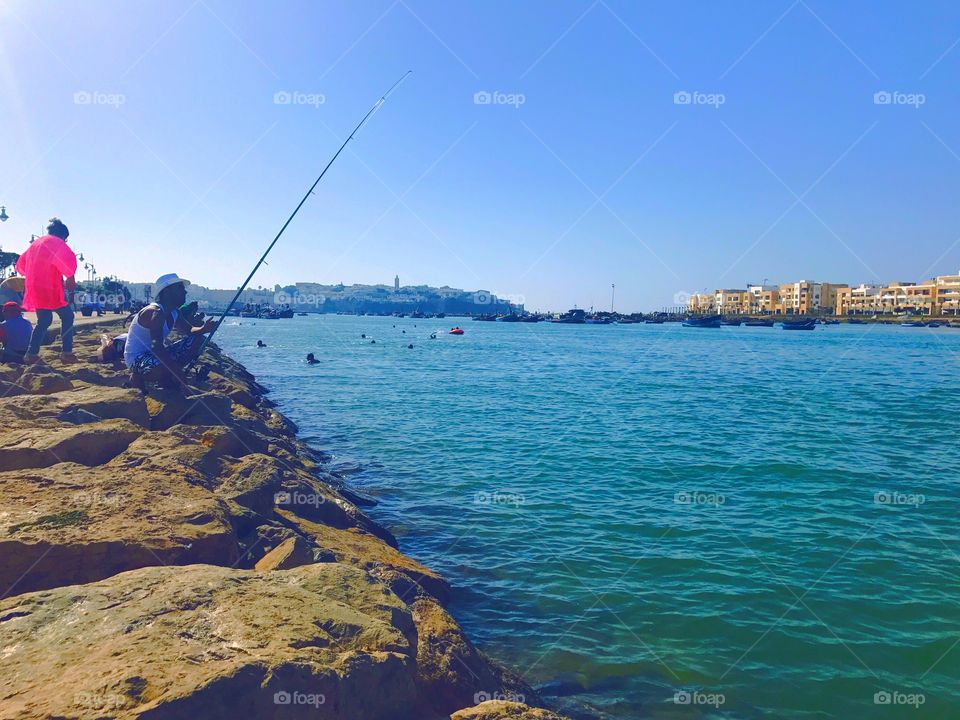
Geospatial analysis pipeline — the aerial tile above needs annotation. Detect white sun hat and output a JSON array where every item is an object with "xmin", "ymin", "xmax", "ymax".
[{"xmin": 153, "ymin": 273, "xmax": 190, "ymax": 299}]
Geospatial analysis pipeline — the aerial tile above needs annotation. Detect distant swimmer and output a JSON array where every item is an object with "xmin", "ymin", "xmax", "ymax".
[
  {"xmin": 402, "ymin": 330, "xmax": 406, "ymax": 334},
  {"xmin": 257, "ymin": 340, "xmax": 266, "ymax": 348},
  {"xmin": 306, "ymin": 353, "xmax": 319, "ymax": 364},
  {"xmin": 407, "ymin": 343, "xmax": 413, "ymax": 349},
  {"xmin": 361, "ymin": 333, "xmax": 366, "ymax": 338},
  {"xmin": 430, "ymin": 332, "xmax": 437, "ymax": 339},
  {"xmin": 371, "ymin": 339, "xmax": 376, "ymax": 344}
]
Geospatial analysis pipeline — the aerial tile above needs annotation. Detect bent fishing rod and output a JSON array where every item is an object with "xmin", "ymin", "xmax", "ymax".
[{"xmin": 192, "ymin": 70, "xmax": 412, "ymax": 363}]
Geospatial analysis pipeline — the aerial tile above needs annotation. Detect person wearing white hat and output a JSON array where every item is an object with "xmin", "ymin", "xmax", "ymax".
[{"xmin": 124, "ymin": 273, "xmax": 216, "ymax": 391}]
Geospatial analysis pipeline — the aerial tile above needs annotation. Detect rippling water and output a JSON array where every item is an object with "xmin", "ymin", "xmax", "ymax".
[{"xmin": 218, "ymin": 316, "xmax": 959, "ymax": 719}]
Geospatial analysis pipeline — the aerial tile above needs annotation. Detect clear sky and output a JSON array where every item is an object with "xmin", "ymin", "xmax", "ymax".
[{"xmin": 2, "ymin": 0, "xmax": 960, "ymax": 312}]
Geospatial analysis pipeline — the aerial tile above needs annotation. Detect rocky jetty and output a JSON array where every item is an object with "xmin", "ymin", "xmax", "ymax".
[{"xmin": 0, "ymin": 321, "xmax": 567, "ymax": 720}]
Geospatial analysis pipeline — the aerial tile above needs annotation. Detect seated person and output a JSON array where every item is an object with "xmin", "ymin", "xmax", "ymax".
[
  {"xmin": 0, "ymin": 302, "xmax": 33, "ymax": 363},
  {"xmin": 124, "ymin": 274, "xmax": 216, "ymax": 391},
  {"xmin": 97, "ymin": 332, "xmax": 127, "ymax": 363}
]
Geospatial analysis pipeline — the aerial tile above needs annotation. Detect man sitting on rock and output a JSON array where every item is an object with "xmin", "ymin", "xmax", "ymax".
[
  {"xmin": 124, "ymin": 273, "xmax": 216, "ymax": 391},
  {"xmin": 0, "ymin": 302, "xmax": 33, "ymax": 363}
]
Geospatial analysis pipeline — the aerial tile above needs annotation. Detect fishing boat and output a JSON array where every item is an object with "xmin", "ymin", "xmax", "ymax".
[
  {"xmin": 721, "ymin": 318, "xmax": 741, "ymax": 326},
  {"xmin": 277, "ymin": 308, "xmax": 294, "ymax": 319},
  {"xmin": 682, "ymin": 315, "xmax": 722, "ymax": 328},
  {"xmin": 926, "ymin": 321, "xmax": 943, "ymax": 328},
  {"xmin": 644, "ymin": 318, "xmax": 665, "ymax": 324},
  {"xmin": 743, "ymin": 318, "xmax": 775, "ymax": 327},
  {"xmin": 585, "ymin": 315, "xmax": 613, "ymax": 324},
  {"xmin": 473, "ymin": 314, "xmax": 497, "ymax": 321},
  {"xmin": 900, "ymin": 321, "xmax": 925, "ymax": 327},
  {"xmin": 410, "ymin": 309, "xmax": 424, "ymax": 319},
  {"xmin": 782, "ymin": 319, "xmax": 817, "ymax": 330},
  {"xmin": 497, "ymin": 313, "xmax": 522, "ymax": 322},
  {"xmin": 846, "ymin": 318, "xmax": 866, "ymax": 324},
  {"xmin": 258, "ymin": 309, "xmax": 281, "ymax": 320},
  {"xmin": 552, "ymin": 309, "xmax": 586, "ymax": 324},
  {"xmin": 820, "ymin": 319, "xmax": 840, "ymax": 325},
  {"xmin": 519, "ymin": 315, "xmax": 541, "ymax": 323}
]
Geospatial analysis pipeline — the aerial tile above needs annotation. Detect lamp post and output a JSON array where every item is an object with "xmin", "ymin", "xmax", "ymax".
[{"xmin": 611, "ymin": 283, "xmax": 615, "ymax": 314}]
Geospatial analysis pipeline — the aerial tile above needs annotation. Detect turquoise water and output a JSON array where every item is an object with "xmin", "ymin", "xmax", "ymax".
[{"xmin": 218, "ymin": 317, "xmax": 959, "ymax": 719}]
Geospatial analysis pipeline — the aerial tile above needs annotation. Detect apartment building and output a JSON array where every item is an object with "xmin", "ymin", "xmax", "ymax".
[
  {"xmin": 687, "ymin": 293, "xmax": 716, "ymax": 314},
  {"xmin": 748, "ymin": 284, "xmax": 780, "ymax": 314},
  {"xmin": 935, "ymin": 273, "xmax": 960, "ymax": 315},
  {"xmin": 714, "ymin": 289, "xmax": 751, "ymax": 315},
  {"xmin": 777, "ymin": 281, "xmax": 848, "ymax": 315}
]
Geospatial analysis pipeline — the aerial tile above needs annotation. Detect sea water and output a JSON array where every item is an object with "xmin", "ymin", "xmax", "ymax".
[{"xmin": 217, "ymin": 317, "xmax": 959, "ymax": 719}]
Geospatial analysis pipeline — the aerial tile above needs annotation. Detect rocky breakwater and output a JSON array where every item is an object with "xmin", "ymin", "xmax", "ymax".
[{"xmin": 0, "ymin": 321, "xmax": 568, "ymax": 720}]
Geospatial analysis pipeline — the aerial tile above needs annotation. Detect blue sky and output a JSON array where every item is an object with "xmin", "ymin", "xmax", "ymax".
[{"xmin": 2, "ymin": 0, "xmax": 960, "ymax": 312}]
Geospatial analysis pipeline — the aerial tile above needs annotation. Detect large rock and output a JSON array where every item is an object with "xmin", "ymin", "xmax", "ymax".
[
  {"xmin": 413, "ymin": 598, "xmax": 537, "ymax": 715},
  {"xmin": 450, "ymin": 701, "xmax": 568, "ymax": 720},
  {"xmin": 0, "ymin": 564, "xmax": 421, "ymax": 719},
  {"xmin": 255, "ymin": 535, "xmax": 316, "ymax": 571},
  {"xmin": 0, "ymin": 418, "xmax": 143, "ymax": 471},
  {"xmin": 0, "ymin": 386, "xmax": 150, "ymax": 427},
  {"xmin": 0, "ymin": 462, "xmax": 239, "ymax": 594}
]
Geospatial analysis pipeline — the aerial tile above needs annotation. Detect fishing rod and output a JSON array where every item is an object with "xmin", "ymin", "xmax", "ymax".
[{"xmin": 192, "ymin": 70, "xmax": 412, "ymax": 363}]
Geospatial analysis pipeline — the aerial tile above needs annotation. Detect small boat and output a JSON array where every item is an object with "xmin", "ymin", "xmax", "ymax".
[
  {"xmin": 682, "ymin": 315, "xmax": 722, "ymax": 328},
  {"xmin": 411, "ymin": 310, "xmax": 425, "ymax": 319},
  {"xmin": 497, "ymin": 313, "xmax": 522, "ymax": 322},
  {"xmin": 519, "ymin": 315, "xmax": 541, "ymax": 323},
  {"xmin": 782, "ymin": 319, "xmax": 817, "ymax": 330},
  {"xmin": 296, "ymin": 312, "xmax": 308, "ymax": 316},
  {"xmin": 278, "ymin": 308, "xmax": 294, "ymax": 319},
  {"xmin": 846, "ymin": 318, "xmax": 866, "ymax": 324},
  {"xmin": 821, "ymin": 319, "xmax": 840, "ymax": 325},
  {"xmin": 473, "ymin": 314, "xmax": 497, "ymax": 322},
  {"xmin": 435, "ymin": 312, "xmax": 446, "ymax": 319},
  {"xmin": 721, "ymin": 318, "xmax": 741, "ymax": 326},
  {"xmin": 926, "ymin": 321, "xmax": 943, "ymax": 328},
  {"xmin": 552, "ymin": 309, "xmax": 587, "ymax": 324},
  {"xmin": 644, "ymin": 318, "xmax": 665, "ymax": 324},
  {"xmin": 585, "ymin": 315, "xmax": 613, "ymax": 325},
  {"xmin": 900, "ymin": 321, "xmax": 925, "ymax": 327},
  {"xmin": 743, "ymin": 318, "xmax": 775, "ymax": 327},
  {"xmin": 449, "ymin": 327, "xmax": 464, "ymax": 335}
]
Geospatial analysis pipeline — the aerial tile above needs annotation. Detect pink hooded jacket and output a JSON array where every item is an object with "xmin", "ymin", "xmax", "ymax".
[{"xmin": 15, "ymin": 235, "xmax": 78, "ymax": 311}]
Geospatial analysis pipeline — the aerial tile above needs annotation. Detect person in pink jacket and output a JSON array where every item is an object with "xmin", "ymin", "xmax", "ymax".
[{"xmin": 16, "ymin": 218, "xmax": 78, "ymax": 363}]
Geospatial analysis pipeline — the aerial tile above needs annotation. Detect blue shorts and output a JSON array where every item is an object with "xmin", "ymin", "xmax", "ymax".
[{"xmin": 130, "ymin": 336, "xmax": 198, "ymax": 377}]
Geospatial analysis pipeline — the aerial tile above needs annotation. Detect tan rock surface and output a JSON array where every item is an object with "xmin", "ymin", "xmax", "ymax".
[
  {"xmin": 450, "ymin": 701, "xmax": 568, "ymax": 720},
  {"xmin": 0, "ymin": 563, "xmax": 419, "ymax": 720}
]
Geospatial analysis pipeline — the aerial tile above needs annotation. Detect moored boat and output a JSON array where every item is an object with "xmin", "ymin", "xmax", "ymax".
[
  {"xmin": 743, "ymin": 318, "xmax": 775, "ymax": 327},
  {"xmin": 682, "ymin": 315, "xmax": 722, "ymax": 328},
  {"xmin": 782, "ymin": 319, "xmax": 817, "ymax": 330},
  {"xmin": 900, "ymin": 321, "xmax": 925, "ymax": 327},
  {"xmin": 721, "ymin": 318, "xmax": 741, "ymax": 326},
  {"xmin": 552, "ymin": 309, "xmax": 586, "ymax": 324}
]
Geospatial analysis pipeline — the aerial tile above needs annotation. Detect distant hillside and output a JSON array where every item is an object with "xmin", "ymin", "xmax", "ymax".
[{"xmin": 122, "ymin": 281, "xmax": 518, "ymax": 315}]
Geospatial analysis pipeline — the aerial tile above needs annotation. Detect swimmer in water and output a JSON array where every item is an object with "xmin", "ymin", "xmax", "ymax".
[
  {"xmin": 306, "ymin": 353, "xmax": 319, "ymax": 364},
  {"xmin": 257, "ymin": 340, "xmax": 266, "ymax": 348}
]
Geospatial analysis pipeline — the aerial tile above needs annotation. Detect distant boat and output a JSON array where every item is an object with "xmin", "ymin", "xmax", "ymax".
[
  {"xmin": 721, "ymin": 318, "xmax": 741, "ymax": 326},
  {"xmin": 411, "ymin": 309, "xmax": 425, "ymax": 319},
  {"xmin": 435, "ymin": 312, "xmax": 446, "ymax": 319},
  {"xmin": 585, "ymin": 315, "xmax": 613, "ymax": 324},
  {"xmin": 552, "ymin": 309, "xmax": 586, "ymax": 324},
  {"xmin": 846, "ymin": 318, "xmax": 866, "ymax": 324},
  {"xmin": 644, "ymin": 318, "xmax": 665, "ymax": 324},
  {"xmin": 821, "ymin": 319, "xmax": 840, "ymax": 325},
  {"xmin": 926, "ymin": 321, "xmax": 943, "ymax": 328},
  {"xmin": 473, "ymin": 314, "xmax": 497, "ymax": 321},
  {"xmin": 449, "ymin": 327, "xmax": 464, "ymax": 335},
  {"xmin": 782, "ymin": 319, "xmax": 817, "ymax": 330},
  {"xmin": 296, "ymin": 312, "xmax": 308, "ymax": 316},
  {"xmin": 682, "ymin": 315, "xmax": 722, "ymax": 328},
  {"xmin": 497, "ymin": 313, "xmax": 522, "ymax": 322},
  {"xmin": 900, "ymin": 321, "xmax": 925, "ymax": 327},
  {"xmin": 519, "ymin": 315, "xmax": 541, "ymax": 323},
  {"xmin": 743, "ymin": 318, "xmax": 775, "ymax": 327},
  {"xmin": 277, "ymin": 308, "xmax": 294, "ymax": 319}
]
